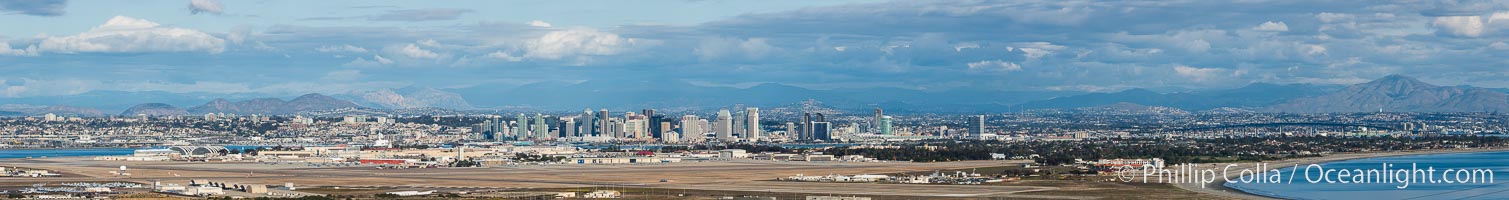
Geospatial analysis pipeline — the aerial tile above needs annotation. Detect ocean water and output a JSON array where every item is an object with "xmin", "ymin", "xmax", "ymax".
[
  {"xmin": 0, "ymin": 145, "xmax": 268, "ymax": 159},
  {"xmin": 0, "ymin": 148, "xmax": 137, "ymax": 159},
  {"xmin": 1226, "ymin": 151, "xmax": 1509, "ymax": 200}
]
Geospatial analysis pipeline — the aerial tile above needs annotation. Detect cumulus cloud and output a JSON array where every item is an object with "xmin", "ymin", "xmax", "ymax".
[
  {"xmin": 36, "ymin": 16, "xmax": 226, "ymax": 54},
  {"xmin": 1172, "ymin": 65, "xmax": 1225, "ymax": 82},
  {"xmin": 343, "ymin": 54, "xmax": 394, "ymax": 67},
  {"xmin": 527, "ymin": 20, "xmax": 553, "ymax": 28},
  {"xmin": 188, "ymin": 0, "xmax": 223, "ymax": 15},
  {"xmin": 0, "ymin": 78, "xmax": 256, "ymax": 97},
  {"xmin": 1433, "ymin": 16, "xmax": 1485, "ymax": 37},
  {"xmin": 1253, "ymin": 21, "xmax": 1289, "ymax": 32},
  {"xmin": 0, "ymin": 42, "xmax": 39, "ymax": 56},
  {"xmin": 371, "ymin": 8, "xmax": 472, "ymax": 21},
  {"xmin": 524, "ymin": 29, "xmax": 645, "ymax": 60},
  {"xmin": 394, "ymin": 43, "xmax": 441, "ymax": 59},
  {"xmin": 316, "ymin": 44, "xmax": 368, "ymax": 53},
  {"xmin": 1013, "ymin": 42, "xmax": 1065, "ymax": 60},
  {"xmin": 967, "ymin": 60, "xmax": 1022, "ymax": 72},
  {"xmin": 486, "ymin": 51, "xmax": 523, "ymax": 62},
  {"xmin": 1492, "ymin": 41, "xmax": 1509, "ymax": 50},
  {"xmin": 694, "ymin": 37, "xmax": 776, "ymax": 61},
  {"xmin": 0, "ymin": 0, "xmax": 66, "ymax": 17}
]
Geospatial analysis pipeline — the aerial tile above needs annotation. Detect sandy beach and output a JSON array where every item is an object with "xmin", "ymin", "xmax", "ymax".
[{"xmin": 1174, "ymin": 147, "xmax": 1509, "ymax": 199}]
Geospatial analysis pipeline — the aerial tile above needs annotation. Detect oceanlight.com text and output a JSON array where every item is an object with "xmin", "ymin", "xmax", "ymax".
[{"xmin": 1117, "ymin": 163, "xmax": 1495, "ymax": 189}]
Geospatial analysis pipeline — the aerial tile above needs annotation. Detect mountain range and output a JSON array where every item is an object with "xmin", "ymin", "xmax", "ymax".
[
  {"xmin": 0, "ymin": 104, "xmax": 105, "ymax": 116},
  {"xmin": 5, "ymin": 75, "xmax": 1509, "ymax": 115},
  {"xmin": 1262, "ymin": 75, "xmax": 1509, "ymax": 113},
  {"xmin": 185, "ymin": 93, "xmax": 360, "ymax": 115},
  {"xmin": 336, "ymin": 86, "xmax": 473, "ymax": 110}
]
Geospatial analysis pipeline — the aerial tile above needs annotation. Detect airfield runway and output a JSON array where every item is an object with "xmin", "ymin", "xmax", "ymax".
[{"xmin": 2, "ymin": 158, "xmax": 1070, "ymax": 198}]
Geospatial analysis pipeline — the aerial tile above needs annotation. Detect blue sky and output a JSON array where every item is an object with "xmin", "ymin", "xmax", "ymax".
[{"xmin": 1, "ymin": 0, "xmax": 1507, "ymax": 98}]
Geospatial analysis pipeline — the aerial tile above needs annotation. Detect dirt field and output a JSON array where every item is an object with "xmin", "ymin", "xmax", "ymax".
[{"xmin": 1, "ymin": 158, "xmax": 1220, "ymax": 199}]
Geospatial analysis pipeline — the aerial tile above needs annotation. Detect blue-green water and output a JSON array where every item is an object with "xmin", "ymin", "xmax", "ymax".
[
  {"xmin": 0, "ymin": 145, "xmax": 269, "ymax": 159},
  {"xmin": 1226, "ymin": 151, "xmax": 1509, "ymax": 200},
  {"xmin": 0, "ymin": 148, "xmax": 138, "ymax": 159}
]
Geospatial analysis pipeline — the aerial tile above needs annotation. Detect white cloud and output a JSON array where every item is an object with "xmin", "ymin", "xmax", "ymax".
[
  {"xmin": 0, "ymin": 78, "xmax": 256, "ymax": 97},
  {"xmin": 343, "ymin": 54, "xmax": 394, "ymax": 67},
  {"xmin": 1316, "ymin": 12, "xmax": 1351, "ymax": 23},
  {"xmin": 1253, "ymin": 21, "xmax": 1289, "ymax": 32},
  {"xmin": 1433, "ymin": 16, "xmax": 1485, "ymax": 37},
  {"xmin": 486, "ymin": 51, "xmax": 523, "ymax": 62},
  {"xmin": 395, "ymin": 43, "xmax": 441, "ymax": 59},
  {"xmin": 316, "ymin": 44, "xmax": 368, "ymax": 53},
  {"xmin": 188, "ymin": 0, "xmax": 224, "ymax": 15},
  {"xmin": 1013, "ymin": 42, "xmax": 1065, "ymax": 60},
  {"xmin": 1172, "ymin": 65, "xmax": 1225, "ymax": 82},
  {"xmin": 524, "ymin": 28, "xmax": 644, "ymax": 60},
  {"xmin": 416, "ymin": 39, "xmax": 441, "ymax": 48},
  {"xmin": 1492, "ymin": 41, "xmax": 1509, "ymax": 50},
  {"xmin": 527, "ymin": 20, "xmax": 553, "ymax": 28},
  {"xmin": 967, "ymin": 60, "xmax": 1022, "ymax": 72},
  {"xmin": 226, "ymin": 25, "xmax": 250, "ymax": 44},
  {"xmin": 694, "ymin": 37, "xmax": 776, "ymax": 60},
  {"xmin": 37, "ymin": 16, "xmax": 226, "ymax": 54},
  {"xmin": 0, "ymin": 42, "xmax": 38, "ymax": 56},
  {"xmin": 1182, "ymin": 39, "xmax": 1211, "ymax": 53},
  {"xmin": 954, "ymin": 43, "xmax": 980, "ymax": 52},
  {"xmin": 1305, "ymin": 45, "xmax": 1327, "ymax": 56},
  {"xmin": 251, "ymin": 41, "xmax": 276, "ymax": 51}
]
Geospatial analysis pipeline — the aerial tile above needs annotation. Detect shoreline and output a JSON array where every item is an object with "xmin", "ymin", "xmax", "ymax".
[{"xmin": 1175, "ymin": 146, "xmax": 1509, "ymax": 200}]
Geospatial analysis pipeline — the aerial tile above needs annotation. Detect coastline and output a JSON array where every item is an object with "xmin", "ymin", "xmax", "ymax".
[{"xmin": 1175, "ymin": 146, "xmax": 1509, "ymax": 200}]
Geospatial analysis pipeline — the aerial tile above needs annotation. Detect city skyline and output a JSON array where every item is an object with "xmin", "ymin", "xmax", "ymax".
[
  {"xmin": 7, "ymin": 1, "xmax": 1509, "ymax": 200},
  {"xmin": 3, "ymin": 1, "xmax": 1509, "ymax": 100}
]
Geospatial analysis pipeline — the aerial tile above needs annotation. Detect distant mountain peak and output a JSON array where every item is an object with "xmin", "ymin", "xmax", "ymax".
[
  {"xmin": 293, "ymin": 93, "xmax": 335, "ymax": 100},
  {"xmin": 1265, "ymin": 75, "xmax": 1509, "ymax": 113},
  {"xmin": 1367, "ymin": 75, "xmax": 1429, "ymax": 86},
  {"xmin": 188, "ymin": 93, "xmax": 360, "ymax": 115},
  {"xmin": 337, "ymin": 87, "xmax": 473, "ymax": 110},
  {"xmin": 1115, "ymin": 88, "xmax": 1159, "ymax": 94},
  {"xmin": 121, "ymin": 103, "xmax": 188, "ymax": 116}
]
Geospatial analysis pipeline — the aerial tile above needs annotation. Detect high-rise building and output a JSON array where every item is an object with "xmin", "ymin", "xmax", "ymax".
[
  {"xmin": 880, "ymin": 116, "xmax": 894, "ymax": 135},
  {"xmin": 598, "ymin": 109, "xmax": 610, "ymax": 137},
  {"xmin": 970, "ymin": 115, "xmax": 985, "ymax": 138},
  {"xmin": 623, "ymin": 112, "xmax": 642, "ymax": 138},
  {"xmin": 800, "ymin": 113, "xmax": 812, "ymax": 141},
  {"xmin": 697, "ymin": 119, "xmax": 711, "ymax": 140},
  {"xmin": 582, "ymin": 109, "xmax": 596, "ymax": 137},
  {"xmin": 533, "ymin": 114, "xmax": 548, "ymax": 140},
  {"xmin": 732, "ymin": 109, "xmax": 745, "ymax": 137},
  {"xmin": 812, "ymin": 122, "xmax": 832, "ymax": 141},
  {"xmin": 644, "ymin": 109, "xmax": 662, "ymax": 138},
  {"xmin": 660, "ymin": 121, "xmax": 673, "ymax": 141},
  {"xmin": 680, "ymin": 115, "xmax": 701, "ymax": 141},
  {"xmin": 611, "ymin": 118, "xmax": 625, "ymax": 138},
  {"xmin": 873, "ymin": 108, "xmax": 883, "ymax": 131},
  {"xmin": 509, "ymin": 120, "xmax": 520, "ymax": 139},
  {"xmin": 715, "ymin": 109, "xmax": 733, "ymax": 141},
  {"xmin": 564, "ymin": 118, "xmax": 577, "ymax": 138},
  {"xmin": 785, "ymin": 122, "xmax": 796, "ymax": 140},
  {"xmin": 746, "ymin": 107, "xmax": 760, "ymax": 142}
]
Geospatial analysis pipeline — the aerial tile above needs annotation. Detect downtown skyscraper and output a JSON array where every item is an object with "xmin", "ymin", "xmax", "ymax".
[
  {"xmin": 745, "ymin": 107, "xmax": 760, "ymax": 142},
  {"xmin": 679, "ymin": 115, "xmax": 701, "ymax": 142},
  {"xmin": 715, "ymin": 109, "xmax": 733, "ymax": 141}
]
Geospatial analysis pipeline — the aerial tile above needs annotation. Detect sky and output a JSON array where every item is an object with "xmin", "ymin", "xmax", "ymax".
[{"xmin": 1, "ymin": 0, "xmax": 1508, "ymax": 98}]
